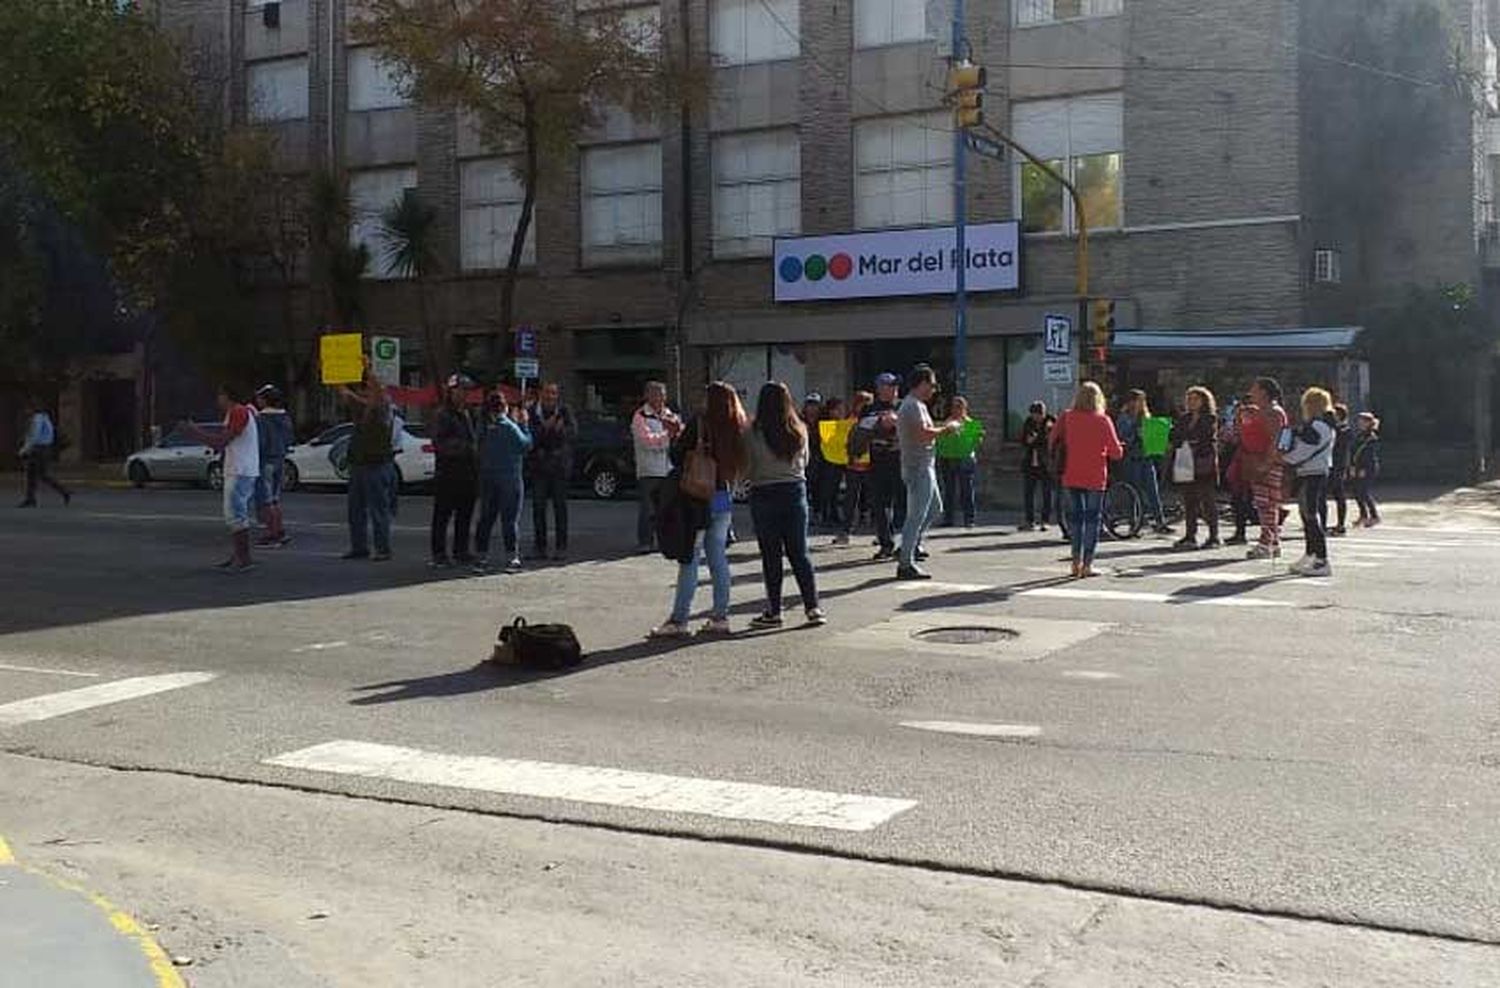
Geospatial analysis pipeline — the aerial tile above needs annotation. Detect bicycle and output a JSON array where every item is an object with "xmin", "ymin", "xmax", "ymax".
[{"xmin": 1057, "ymin": 477, "xmax": 1144, "ymax": 543}]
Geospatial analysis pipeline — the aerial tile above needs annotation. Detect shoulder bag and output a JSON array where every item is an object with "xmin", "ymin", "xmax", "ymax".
[{"xmin": 680, "ymin": 423, "xmax": 717, "ymax": 502}]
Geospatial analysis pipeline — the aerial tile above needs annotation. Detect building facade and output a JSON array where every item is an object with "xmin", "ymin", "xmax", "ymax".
[{"xmin": 157, "ymin": 0, "xmax": 1500, "ymax": 488}]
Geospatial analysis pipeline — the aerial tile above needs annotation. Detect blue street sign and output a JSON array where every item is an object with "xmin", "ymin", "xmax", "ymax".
[{"xmin": 515, "ymin": 325, "xmax": 538, "ymax": 357}]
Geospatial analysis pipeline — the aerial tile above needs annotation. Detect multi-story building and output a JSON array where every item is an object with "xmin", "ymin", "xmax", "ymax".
[{"xmin": 156, "ymin": 0, "xmax": 1500, "ymax": 488}]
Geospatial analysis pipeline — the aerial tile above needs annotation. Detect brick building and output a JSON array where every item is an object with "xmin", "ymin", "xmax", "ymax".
[{"xmin": 155, "ymin": 0, "xmax": 1500, "ymax": 488}]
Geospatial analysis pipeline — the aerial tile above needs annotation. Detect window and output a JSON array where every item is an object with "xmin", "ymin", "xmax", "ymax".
[
  {"xmin": 347, "ymin": 46, "xmax": 407, "ymax": 112},
  {"xmin": 1313, "ymin": 248, "xmax": 1341, "ymax": 284},
  {"xmin": 349, "ymin": 167, "xmax": 418, "ymax": 278},
  {"xmin": 579, "ymin": 2, "xmax": 661, "ymax": 52},
  {"xmin": 247, "ymin": 57, "xmax": 308, "ymax": 122},
  {"xmin": 1012, "ymin": 93, "xmax": 1122, "ymax": 233},
  {"xmin": 854, "ymin": 0, "xmax": 932, "ymax": 48},
  {"xmin": 712, "ymin": 130, "xmax": 801, "ymax": 257},
  {"xmin": 854, "ymin": 111, "xmax": 953, "ymax": 230},
  {"xmin": 711, "ymin": 0, "xmax": 799, "ymax": 65},
  {"xmin": 461, "ymin": 158, "xmax": 537, "ymax": 271},
  {"xmin": 1015, "ymin": 0, "xmax": 1122, "ymax": 27},
  {"xmin": 581, "ymin": 142, "xmax": 663, "ymax": 263}
]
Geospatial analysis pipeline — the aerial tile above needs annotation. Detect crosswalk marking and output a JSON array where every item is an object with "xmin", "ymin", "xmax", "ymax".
[
  {"xmin": 900, "ymin": 721, "xmax": 1041, "ymax": 739},
  {"xmin": 264, "ymin": 740, "xmax": 918, "ymax": 832},
  {"xmin": 1019, "ymin": 587, "xmax": 1294, "ymax": 608},
  {"xmin": 1024, "ymin": 567, "xmax": 1329, "ymax": 588},
  {"xmin": 0, "ymin": 662, "xmax": 100, "ymax": 679},
  {"xmin": 0, "ymin": 672, "xmax": 217, "ymax": 728}
]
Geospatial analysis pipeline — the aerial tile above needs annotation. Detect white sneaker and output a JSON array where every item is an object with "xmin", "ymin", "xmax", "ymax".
[
  {"xmin": 648, "ymin": 621, "xmax": 690, "ymax": 640},
  {"xmin": 1304, "ymin": 559, "xmax": 1332, "ymax": 577},
  {"xmin": 1288, "ymin": 554, "xmax": 1314, "ymax": 574},
  {"xmin": 698, "ymin": 617, "xmax": 732, "ymax": 636}
]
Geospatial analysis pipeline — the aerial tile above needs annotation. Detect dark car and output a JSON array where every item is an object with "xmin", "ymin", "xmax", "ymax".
[{"xmin": 572, "ymin": 415, "xmax": 636, "ymax": 499}]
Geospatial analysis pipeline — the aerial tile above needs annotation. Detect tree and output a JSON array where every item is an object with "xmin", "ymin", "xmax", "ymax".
[
  {"xmin": 310, "ymin": 171, "xmax": 369, "ymax": 329},
  {"xmin": 355, "ymin": 0, "xmax": 706, "ymax": 374},
  {"xmin": 380, "ymin": 192, "xmax": 445, "ymax": 384}
]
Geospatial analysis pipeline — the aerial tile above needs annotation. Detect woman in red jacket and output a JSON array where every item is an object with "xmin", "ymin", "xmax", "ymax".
[{"xmin": 1051, "ymin": 381, "xmax": 1125, "ymax": 578}]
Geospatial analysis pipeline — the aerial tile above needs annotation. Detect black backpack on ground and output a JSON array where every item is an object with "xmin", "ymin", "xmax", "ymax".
[{"xmin": 492, "ymin": 618, "xmax": 583, "ymax": 670}]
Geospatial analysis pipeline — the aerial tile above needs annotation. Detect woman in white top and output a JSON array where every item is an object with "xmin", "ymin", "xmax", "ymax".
[{"xmin": 1282, "ymin": 386, "xmax": 1337, "ymax": 576}]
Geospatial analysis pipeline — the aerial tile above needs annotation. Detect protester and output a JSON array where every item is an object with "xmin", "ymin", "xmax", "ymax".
[
  {"xmin": 896, "ymin": 366, "xmax": 961, "ymax": 581},
  {"xmin": 527, "ymin": 381, "xmax": 577, "ymax": 561},
  {"xmin": 746, "ymin": 382, "xmax": 825, "ymax": 628},
  {"xmin": 1350, "ymin": 412, "xmax": 1382, "ymax": 527},
  {"xmin": 1019, "ymin": 401, "xmax": 1055, "ymax": 532},
  {"xmin": 1222, "ymin": 397, "xmax": 1257, "ymax": 546},
  {"xmin": 859, "ymin": 373, "xmax": 905, "ymax": 561},
  {"xmin": 1117, "ymin": 389, "xmax": 1172, "ymax": 535},
  {"xmin": 936, "ymin": 395, "xmax": 983, "ymax": 528},
  {"xmin": 1328, "ymin": 404, "xmax": 1353, "ymax": 536},
  {"xmin": 1282, "ymin": 387, "xmax": 1337, "ymax": 575},
  {"xmin": 835, "ymin": 390, "xmax": 874, "ymax": 547},
  {"xmin": 817, "ymin": 396, "xmax": 847, "ymax": 530},
  {"xmin": 429, "ymin": 375, "xmax": 479, "ymax": 568},
  {"xmin": 801, "ymin": 393, "xmax": 826, "ymax": 528},
  {"xmin": 16, "ymin": 399, "xmax": 71, "ymax": 508},
  {"xmin": 632, "ymin": 381, "xmax": 682, "ymax": 553},
  {"xmin": 188, "ymin": 385, "xmax": 260, "ymax": 573},
  {"xmin": 1169, "ymin": 386, "xmax": 1221, "ymax": 549},
  {"xmin": 252, "ymin": 385, "xmax": 294, "ymax": 548},
  {"xmin": 473, "ymin": 391, "xmax": 533, "ymax": 574},
  {"xmin": 649, "ymin": 382, "xmax": 748, "ymax": 638},
  {"xmin": 338, "ymin": 369, "xmax": 397, "ymax": 562},
  {"xmin": 1052, "ymin": 381, "xmax": 1124, "ymax": 578},
  {"xmin": 1238, "ymin": 376, "xmax": 1290, "ymax": 560}
]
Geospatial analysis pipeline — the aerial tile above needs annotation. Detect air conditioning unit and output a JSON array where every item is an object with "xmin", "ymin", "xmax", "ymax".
[{"xmin": 263, "ymin": 1, "xmax": 281, "ymax": 29}]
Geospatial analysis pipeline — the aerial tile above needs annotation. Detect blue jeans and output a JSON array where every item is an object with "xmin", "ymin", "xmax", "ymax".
[
  {"xmin": 1128, "ymin": 458, "xmax": 1164, "ymax": 525},
  {"xmin": 750, "ymin": 481, "xmax": 819, "ymax": 615},
  {"xmin": 671, "ymin": 509, "xmax": 732, "ymax": 623},
  {"xmin": 256, "ymin": 458, "xmax": 284, "ymax": 508},
  {"xmin": 348, "ymin": 462, "xmax": 395, "ymax": 555},
  {"xmin": 475, "ymin": 475, "xmax": 524, "ymax": 558},
  {"xmin": 899, "ymin": 462, "xmax": 942, "ymax": 568},
  {"xmin": 939, "ymin": 457, "xmax": 977, "ymax": 526},
  {"xmin": 223, "ymin": 474, "xmax": 258, "ymax": 532},
  {"xmin": 1067, "ymin": 488, "xmax": 1105, "ymax": 564}
]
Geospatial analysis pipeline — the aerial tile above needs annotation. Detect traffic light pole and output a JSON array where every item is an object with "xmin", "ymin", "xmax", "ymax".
[{"xmin": 951, "ymin": 0, "xmax": 968, "ymax": 394}]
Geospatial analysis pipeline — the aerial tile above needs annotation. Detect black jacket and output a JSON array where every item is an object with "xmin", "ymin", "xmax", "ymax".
[{"xmin": 1020, "ymin": 415, "xmax": 1054, "ymax": 476}]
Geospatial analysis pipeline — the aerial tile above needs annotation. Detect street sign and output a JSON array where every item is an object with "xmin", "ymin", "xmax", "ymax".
[
  {"xmin": 514, "ymin": 325, "xmax": 538, "ymax": 357},
  {"xmin": 1043, "ymin": 358, "xmax": 1074, "ymax": 385},
  {"xmin": 370, "ymin": 336, "xmax": 400, "ymax": 385},
  {"xmin": 1043, "ymin": 314, "xmax": 1072, "ymax": 356},
  {"xmin": 319, "ymin": 333, "xmax": 364, "ymax": 385},
  {"xmin": 512, "ymin": 357, "xmax": 540, "ymax": 380}
]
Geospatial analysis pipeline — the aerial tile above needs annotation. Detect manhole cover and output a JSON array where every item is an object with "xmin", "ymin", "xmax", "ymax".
[{"xmin": 912, "ymin": 625, "xmax": 1020, "ymax": 646}]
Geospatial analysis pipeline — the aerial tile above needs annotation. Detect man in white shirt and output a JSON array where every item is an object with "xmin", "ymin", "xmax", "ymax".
[
  {"xmin": 896, "ymin": 366, "xmax": 960, "ymax": 580},
  {"xmin": 190, "ymin": 385, "xmax": 260, "ymax": 573},
  {"xmin": 631, "ymin": 381, "xmax": 682, "ymax": 552},
  {"xmin": 17, "ymin": 400, "xmax": 71, "ymax": 508}
]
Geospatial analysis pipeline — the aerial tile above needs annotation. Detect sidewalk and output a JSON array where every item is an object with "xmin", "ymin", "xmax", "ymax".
[{"xmin": 0, "ymin": 836, "xmax": 183, "ymax": 988}]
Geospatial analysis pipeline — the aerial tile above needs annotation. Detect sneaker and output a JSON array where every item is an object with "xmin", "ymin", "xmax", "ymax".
[
  {"xmin": 1288, "ymin": 554, "xmax": 1314, "ymax": 574},
  {"xmin": 1246, "ymin": 544, "xmax": 1273, "ymax": 560},
  {"xmin": 1304, "ymin": 559, "xmax": 1332, "ymax": 577},
  {"xmin": 214, "ymin": 556, "xmax": 236, "ymax": 569},
  {"xmin": 1202, "ymin": 537, "xmax": 1223, "ymax": 549},
  {"xmin": 750, "ymin": 612, "xmax": 784, "ymax": 629},
  {"xmin": 1224, "ymin": 534, "xmax": 1248, "ymax": 546},
  {"xmin": 505, "ymin": 556, "xmax": 523, "ymax": 573},
  {"xmin": 914, "ymin": 548, "xmax": 930, "ymax": 562},
  {"xmin": 370, "ymin": 551, "xmax": 392, "ymax": 562},
  {"xmin": 1329, "ymin": 526, "xmax": 1348, "ymax": 537},
  {"xmin": 805, "ymin": 607, "xmax": 827, "ymax": 626},
  {"xmin": 1020, "ymin": 523, "xmax": 1036, "ymax": 532},
  {"xmin": 896, "ymin": 565, "xmax": 932, "ymax": 581},
  {"xmin": 428, "ymin": 556, "xmax": 451, "ymax": 570},
  {"xmin": 1366, "ymin": 516, "xmax": 1382, "ymax": 529},
  {"xmin": 1172, "ymin": 536, "xmax": 1198, "ymax": 550},
  {"xmin": 471, "ymin": 557, "xmax": 491, "ymax": 574},
  {"xmin": 340, "ymin": 550, "xmax": 370, "ymax": 560},
  {"xmin": 223, "ymin": 560, "xmax": 257, "ymax": 574},
  {"xmin": 873, "ymin": 547, "xmax": 897, "ymax": 562},
  {"xmin": 698, "ymin": 617, "xmax": 732, "ymax": 636},
  {"xmin": 832, "ymin": 533, "xmax": 851, "ymax": 546},
  {"xmin": 648, "ymin": 621, "xmax": 690, "ymax": 640}
]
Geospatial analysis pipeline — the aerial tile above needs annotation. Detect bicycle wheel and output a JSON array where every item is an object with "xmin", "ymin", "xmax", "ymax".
[{"xmin": 1104, "ymin": 481, "xmax": 1143, "ymax": 540}]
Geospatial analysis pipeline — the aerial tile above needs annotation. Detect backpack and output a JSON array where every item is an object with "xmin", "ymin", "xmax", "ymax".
[{"xmin": 491, "ymin": 617, "xmax": 584, "ymax": 670}]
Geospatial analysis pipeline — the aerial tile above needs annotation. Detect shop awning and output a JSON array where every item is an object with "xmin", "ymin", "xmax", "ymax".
[{"xmin": 1112, "ymin": 327, "xmax": 1362, "ymax": 356}]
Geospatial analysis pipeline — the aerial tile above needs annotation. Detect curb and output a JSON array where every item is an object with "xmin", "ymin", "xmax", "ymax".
[{"xmin": 0, "ymin": 833, "xmax": 186, "ymax": 988}]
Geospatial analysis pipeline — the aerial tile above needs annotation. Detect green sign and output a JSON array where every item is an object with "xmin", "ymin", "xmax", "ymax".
[
  {"xmin": 1141, "ymin": 416, "xmax": 1172, "ymax": 458},
  {"xmin": 936, "ymin": 417, "xmax": 985, "ymax": 459}
]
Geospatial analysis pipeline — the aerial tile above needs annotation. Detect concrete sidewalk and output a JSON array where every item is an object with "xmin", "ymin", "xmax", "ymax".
[{"xmin": 0, "ymin": 836, "xmax": 182, "ymax": 988}]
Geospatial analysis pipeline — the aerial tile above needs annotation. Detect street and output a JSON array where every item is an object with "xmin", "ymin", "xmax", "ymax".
[{"xmin": 2, "ymin": 486, "xmax": 1499, "ymax": 985}]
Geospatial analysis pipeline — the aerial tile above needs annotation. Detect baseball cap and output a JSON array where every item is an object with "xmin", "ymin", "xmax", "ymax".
[
  {"xmin": 875, "ymin": 372, "xmax": 899, "ymax": 387},
  {"xmin": 804, "ymin": 392, "xmax": 823, "ymax": 404}
]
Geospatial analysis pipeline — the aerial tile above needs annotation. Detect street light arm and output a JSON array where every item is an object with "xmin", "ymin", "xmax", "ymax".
[{"xmin": 978, "ymin": 125, "xmax": 1089, "ymax": 302}]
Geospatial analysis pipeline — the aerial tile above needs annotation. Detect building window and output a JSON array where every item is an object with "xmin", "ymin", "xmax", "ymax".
[
  {"xmin": 247, "ymin": 57, "xmax": 308, "ymax": 122},
  {"xmin": 710, "ymin": 0, "xmax": 799, "ymax": 66},
  {"xmin": 1313, "ymin": 247, "xmax": 1341, "ymax": 284},
  {"xmin": 712, "ymin": 130, "xmax": 801, "ymax": 258},
  {"xmin": 578, "ymin": 1, "xmax": 661, "ymax": 52},
  {"xmin": 347, "ymin": 46, "xmax": 408, "ymax": 112},
  {"xmin": 349, "ymin": 167, "xmax": 418, "ymax": 278},
  {"xmin": 854, "ymin": 0, "xmax": 932, "ymax": 48},
  {"xmin": 1012, "ymin": 93, "xmax": 1122, "ymax": 233},
  {"xmin": 1015, "ymin": 0, "xmax": 1122, "ymax": 27},
  {"xmin": 460, "ymin": 158, "xmax": 536, "ymax": 272},
  {"xmin": 581, "ymin": 142, "xmax": 663, "ymax": 264},
  {"xmin": 854, "ymin": 111, "xmax": 953, "ymax": 230}
]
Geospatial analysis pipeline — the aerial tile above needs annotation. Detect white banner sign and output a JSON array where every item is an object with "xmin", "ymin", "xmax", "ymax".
[
  {"xmin": 370, "ymin": 336, "xmax": 400, "ymax": 385},
  {"xmin": 774, "ymin": 222, "xmax": 1021, "ymax": 302},
  {"xmin": 1043, "ymin": 359, "xmax": 1075, "ymax": 385}
]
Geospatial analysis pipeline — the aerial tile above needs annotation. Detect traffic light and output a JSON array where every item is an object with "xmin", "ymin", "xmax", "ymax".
[
  {"xmin": 949, "ymin": 61, "xmax": 986, "ymax": 129},
  {"xmin": 1090, "ymin": 298, "xmax": 1116, "ymax": 345}
]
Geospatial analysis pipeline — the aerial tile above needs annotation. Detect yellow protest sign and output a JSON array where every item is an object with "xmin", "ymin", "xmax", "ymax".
[
  {"xmin": 320, "ymin": 333, "xmax": 365, "ymax": 385},
  {"xmin": 819, "ymin": 419, "xmax": 852, "ymax": 466}
]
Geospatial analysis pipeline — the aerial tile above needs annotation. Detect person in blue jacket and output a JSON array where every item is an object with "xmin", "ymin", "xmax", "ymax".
[{"xmin": 473, "ymin": 390, "xmax": 533, "ymax": 574}]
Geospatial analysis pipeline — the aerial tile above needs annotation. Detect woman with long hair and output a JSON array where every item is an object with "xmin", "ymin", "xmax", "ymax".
[
  {"xmin": 746, "ymin": 382, "xmax": 825, "ymax": 628},
  {"xmin": 1283, "ymin": 386, "xmax": 1337, "ymax": 575},
  {"xmin": 1238, "ymin": 376, "xmax": 1291, "ymax": 559},
  {"xmin": 1169, "ymin": 386, "xmax": 1221, "ymax": 549},
  {"xmin": 1052, "ymin": 381, "xmax": 1124, "ymax": 578},
  {"xmin": 1116, "ymin": 389, "xmax": 1172, "ymax": 535},
  {"xmin": 1350, "ymin": 412, "xmax": 1382, "ymax": 527},
  {"xmin": 649, "ymin": 382, "xmax": 749, "ymax": 638}
]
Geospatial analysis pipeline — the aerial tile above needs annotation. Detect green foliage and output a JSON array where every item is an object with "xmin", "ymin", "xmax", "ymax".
[{"xmin": 379, "ymin": 193, "xmax": 438, "ymax": 281}]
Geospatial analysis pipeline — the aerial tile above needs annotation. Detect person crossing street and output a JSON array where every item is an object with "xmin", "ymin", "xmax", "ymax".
[{"xmin": 16, "ymin": 399, "xmax": 71, "ymax": 508}]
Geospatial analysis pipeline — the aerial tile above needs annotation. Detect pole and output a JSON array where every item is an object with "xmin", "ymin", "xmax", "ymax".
[{"xmin": 951, "ymin": 0, "xmax": 968, "ymax": 395}]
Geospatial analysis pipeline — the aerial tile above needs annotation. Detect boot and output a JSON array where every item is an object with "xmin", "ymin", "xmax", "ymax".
[
  {"xmin": 270, "ymin": 505, "xmax": 289, "ymax": 545},
  {"xmin": 228, "ymin": 530, "xmax": 255, "ymax": 572}
]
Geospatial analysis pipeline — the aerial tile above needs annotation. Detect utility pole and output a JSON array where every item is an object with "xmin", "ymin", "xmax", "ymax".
[{"xmin": 947, "ymin": 13, "xmax": 985, "ymax": 394}]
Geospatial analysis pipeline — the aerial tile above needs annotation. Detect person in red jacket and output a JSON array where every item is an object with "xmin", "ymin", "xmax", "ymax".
[
  {"xmin": 1051, "ymin": 381, "xmax": 1125, "ymax": 578},
  {"xmin": 1237, "ymin": 377, "xmax": 1290, "ymax": 560}
]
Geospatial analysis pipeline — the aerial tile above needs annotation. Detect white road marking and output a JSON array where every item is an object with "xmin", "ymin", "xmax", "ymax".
[
  {"xmin": 900, "ymin": 721, "xmax": 1042, "ymax": 739},
  {"xmin": 0, "ymin": 672, "xmax": 217, "ymax": 728},
  {"xmin": 291, "ymin": 641, "xmax": 349, "ymax": 653},
  {"xmin": 1097, "ymin": 569, "xmax": 1330, "ymax": 588},
  {"xmin": 887, "ymin": 581, "xmax": 997, "ymax": 594},
  {"xmin": 264, "ymin": 740, "xmax": 917, "ymax": 832},
  {"xmin": 1019, "ymin": 587, "xmax": 1294, "ymax": 608},
  {"xmin": 0, "ymin": 662, "xmax": 101, "ymax": 678},
  {"xmin": 1060, "ymin": 670, "xmax": 1122, "ymax": 680}
]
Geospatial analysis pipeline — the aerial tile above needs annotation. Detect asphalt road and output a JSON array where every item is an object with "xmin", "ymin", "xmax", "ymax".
[{"xmin": 2, "ymin": 485, "xmax": 1499, "ymax": 984}]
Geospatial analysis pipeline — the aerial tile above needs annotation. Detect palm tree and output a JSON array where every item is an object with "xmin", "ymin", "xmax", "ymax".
[
  {"xmin": 379, "ymin": 191, "xmax": 444, "ymax": 385},
  {"xmin": 310, "ymin": 171, "xmax": 367, "ymax": 329}
]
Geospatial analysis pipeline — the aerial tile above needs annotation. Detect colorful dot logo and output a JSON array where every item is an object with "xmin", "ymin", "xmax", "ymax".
[{"xmin": 779, "ymin": 252, "xmax": 854, "ymax": 283}]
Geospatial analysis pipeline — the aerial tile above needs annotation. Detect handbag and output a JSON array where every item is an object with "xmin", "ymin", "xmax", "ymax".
[
  {"xmin": 1171, "ymin": 443, "xmax": 1196, "ymax": 484},
  {"xmin": 680, "ymin": 425, "xmax": 717, "ymax": 502},
  {"xmin": 492, "ymin": 617, "xmax": 583, "ymax": 670}
]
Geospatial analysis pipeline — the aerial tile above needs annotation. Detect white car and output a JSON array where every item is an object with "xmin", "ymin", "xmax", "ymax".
[{"xmin": 282, "ymin": 422, "xmax": 435, "ymax": 491}]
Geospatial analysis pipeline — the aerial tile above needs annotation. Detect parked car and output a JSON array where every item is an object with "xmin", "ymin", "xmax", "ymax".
[
  {"xmin": 572, "ymin": 416, "xmax": 636, "ymax": 499},
  {"xmin": 124, "ymin": 423, "xmax": 225, "ymax": 489},
  {"xmin": 283, "ymin": 422, "xmax": 434, "ymax": 491}
]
